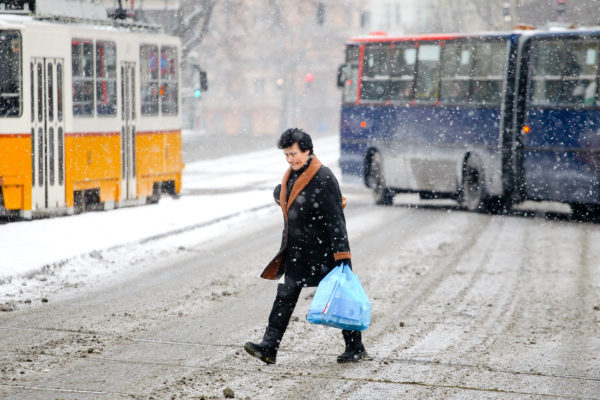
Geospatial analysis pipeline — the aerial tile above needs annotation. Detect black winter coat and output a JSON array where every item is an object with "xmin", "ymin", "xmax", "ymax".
[{"xmin": 261, "ymin": 155, "xmax": 351, "ymax": 287}]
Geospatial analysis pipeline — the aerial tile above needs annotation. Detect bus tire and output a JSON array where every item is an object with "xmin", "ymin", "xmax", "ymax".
[
  {"xmin": 484, "ymin": 195, "xmax": 512, "ymax": 214},
  {"xmin": 458, "ymin": 156, "xmax": 485, "ymax": 212},
  {"xmin": 367, "ymin": 152, "xmax": 394, "ymax": 206}
]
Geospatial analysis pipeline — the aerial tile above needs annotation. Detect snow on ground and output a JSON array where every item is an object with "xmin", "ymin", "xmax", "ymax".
[{"xmin": 0, "ymin": 136, "xmax": 340, "ymax": 305}]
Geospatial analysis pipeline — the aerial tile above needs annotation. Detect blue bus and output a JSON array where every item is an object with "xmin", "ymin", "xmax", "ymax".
[{"xmin": 337, "ymin": 28, "xmax": 600, "ymax": 218}]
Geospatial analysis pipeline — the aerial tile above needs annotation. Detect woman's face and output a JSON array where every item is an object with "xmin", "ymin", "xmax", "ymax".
[{"xmin": 283, "ymin": 142, "xmax": 311, "ymax": 171}]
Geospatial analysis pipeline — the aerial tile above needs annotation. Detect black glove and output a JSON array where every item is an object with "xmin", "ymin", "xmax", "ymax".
[
  {"xmin": 273, "ymin": 184, "xmax": 282, "ymax": 205},
  {"xmin": 339, "ymin": 258, "xmax": 352, "ymax": 270}
]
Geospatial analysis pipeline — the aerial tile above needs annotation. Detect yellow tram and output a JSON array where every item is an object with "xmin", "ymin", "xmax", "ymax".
[{"xmin": 0, "ymin": 13, "xmax": 183, "ymax": 219}]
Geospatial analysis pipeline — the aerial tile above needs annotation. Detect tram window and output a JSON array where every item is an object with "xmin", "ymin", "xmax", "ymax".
[
  {"xmin": 57, "ymin": 63, "xmax": 63, "ymax": 121},
  {"xmin": 72, "ymin": 39, "xmax": 94, "ymax": 116},
  {"xmin": 121, "ymin": 127, "xmax": 126, "ymax": 179},
  {"xmin": 36, "ymin": 63, "xmax": 42, "ymax": 122},
  {"xmin": 47, "ymin": 63, "xmax": 54, "ymax": 122},
  {"xmin": 131, "ymin": 126, "xmax": 136, "ymax": 175},
  {"xmin": 131, "ymin": 69, "xmax": 136, "ymax": 120},
  {"xmin": 49, "ymin": 127, "xmax": 55, "ymax": 185},
  {"xmin": 415, "ymin": 44, "xmax": 441, "ymax": 103},
  {"xmin": 96, "ymin": 41, "xmax": 117, "ymax": 116},
  {"xmin": 37, "ymin": 127, "xmax": 43, "ymax": 186},
  {"xmin": 160, "ymin": 46, "xmax": 178, "ymax": 115},
  {"xmin": 30, "ymin": 62, "xmax": 34, "ymax": 122},
  {"xmin": 531, "ymin": 39, "xmax": 598, "ymax": 107},
  {"xmin": 120, "ymin": 66, "xmax": 125, "ymax": 121},
  {"xmin": 58, "ymin": 127, "xmax": 64, "ymax": 185},
  {"xmin": 0, "ymin": 30, "xmax": 21, "ymax": 117},
  {"xmin": 140, "ymin": 44, "xmax": 159, "ymax": 115}
]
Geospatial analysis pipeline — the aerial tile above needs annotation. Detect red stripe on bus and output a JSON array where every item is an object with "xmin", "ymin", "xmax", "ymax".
[{"xmin": 350, "ymin": 34, "xmax": 461, "ymax": 43}]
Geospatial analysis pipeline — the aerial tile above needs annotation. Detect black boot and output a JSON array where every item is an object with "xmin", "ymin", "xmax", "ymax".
[
  {"xmin": 244, "ymin": 281, "xmax": 301, "ymax": 365},
  {"xmin": 244, "ymin": 326, "xmax": 283, "ymax": 364},
  {"xmin": 337, "ymin": 330, "xmax": 368, "ymax": 363}
]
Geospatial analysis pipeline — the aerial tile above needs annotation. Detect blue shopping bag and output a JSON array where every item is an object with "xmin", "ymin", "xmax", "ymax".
[{"xmin": 306, "ymin": 263, "xmax": 371, "ymax": 331}]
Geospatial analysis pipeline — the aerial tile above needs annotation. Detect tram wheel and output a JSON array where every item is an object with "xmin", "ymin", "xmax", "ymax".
[
  {"xmin": 458, "ymin": 156, "xmax": 485, "ymax": 212},
  {"xmin": 367, "ymin": 152, "xmax": 394, "ymax": 206}
]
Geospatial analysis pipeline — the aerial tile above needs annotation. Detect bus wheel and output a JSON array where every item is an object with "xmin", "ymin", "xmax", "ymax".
[
  {"xmin": 484, "ymin": 196, "xmax": 512, "ymax": 215},
  {"xmin": 459, "ymin": 156, "xmax": 485, "ymax": 212},
  {"xmin": 367, "ymin": 152, "xmax": 394, "ymax": 206}
]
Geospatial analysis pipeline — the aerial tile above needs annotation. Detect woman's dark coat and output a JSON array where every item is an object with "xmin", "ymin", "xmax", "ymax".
[{"xmin": 261, "ymin": 155, "xmax": 351, "ymax": 287}]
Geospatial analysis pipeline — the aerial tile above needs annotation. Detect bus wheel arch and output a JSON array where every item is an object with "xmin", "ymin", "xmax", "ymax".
[{"xmin": 364, "ymin": 149, "xmax": 394, "ymax": 206}]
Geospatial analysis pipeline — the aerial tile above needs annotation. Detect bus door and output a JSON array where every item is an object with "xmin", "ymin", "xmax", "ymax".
[
  {"xmin": 120, "ymin": 62, "xmax": 137, "ymax": 200},
  {"xmin": 30, "ymin": 58, "xmax": 65, "ymax": 210},
  {"xmin": 522, "ymin": 38, "xmax": 600, "ymax": 204}
]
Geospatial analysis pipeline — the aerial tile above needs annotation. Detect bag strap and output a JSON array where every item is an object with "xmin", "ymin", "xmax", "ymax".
[{"xmin": 322, "ymin": 266, "xmax": 344, "ymax": 315}]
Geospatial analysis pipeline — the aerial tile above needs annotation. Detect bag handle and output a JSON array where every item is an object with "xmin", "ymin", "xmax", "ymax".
[{"xmin": 322, "ymin": 264, "xmax": 346, "ymax": 315}]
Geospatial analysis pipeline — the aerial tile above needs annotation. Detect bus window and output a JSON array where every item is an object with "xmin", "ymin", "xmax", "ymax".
[
  {"xmin": 531, "ymin": 39, "xmax": 599, "ymax": 107},
  {"xmin": 415, "ymin": 44, "xmax": 440, "ymax": 103},
  {"xmin": 72, "ymin": 39, "xmax": 94, "ymax": 116},
  {"xmin": 140, "ymin": 44, "xmax": 159, "ymax": 115},
  {"xmin": 531, "ymin": 40, "xmax": 563, "ymax": 106},
  {"xmin": 96, "ymin": 41, "xmax": 117, "ymax": 116},
  {"xmin": 361, "ymin": 44, "xmax": 389, "ymax": 102},
  {"xmin": 0, "ymin": 30, "xmax": 21, "ymax": 117},
  {"xmin": 342, "ymin": 45, "xmax": 359, "ymax": 104},
  {"xmin": 563, "ymin": 40, "xmax": 598, "ymax": 106},
  {"xmin": 440, "ymin": 41, "xmax": 471, "ymax": 103},
  {"xmin": 160, "ymin": 46, "xmax": 178, "ymax": 115},
  {"xmin": 470, "ymin": 40, "xmax": 506, "ymax": 106},
  {"xmin": 389, "ymin": 46, "xmax": 416, "ymax": 102}
]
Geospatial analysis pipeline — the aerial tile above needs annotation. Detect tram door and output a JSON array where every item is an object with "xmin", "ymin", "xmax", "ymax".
[
  {"xmin": 31, "ymin": 58, "xmax": 65, "ymax": 210},
  {"xmin": 120, "ymin": 62, "xmax": 137, "ymax": 200}
]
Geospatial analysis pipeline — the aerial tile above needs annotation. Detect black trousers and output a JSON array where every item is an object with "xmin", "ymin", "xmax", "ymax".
[
  {"xmin": 267, "ymin": 275, "xmax": 357, "ymax": 340},
  {"xmin": 267, "ymin": 275, "xmax": 302, "ymax": 333}
]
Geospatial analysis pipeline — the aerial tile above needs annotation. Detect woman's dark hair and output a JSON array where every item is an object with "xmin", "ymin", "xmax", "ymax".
[{"xmin": 277, "ymin": 128, "xmax": 313, "ymax": 154}]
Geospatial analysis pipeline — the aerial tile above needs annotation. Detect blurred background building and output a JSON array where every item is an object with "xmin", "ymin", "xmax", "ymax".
[{"xmin": 136, "ymin": 0, "xmax": 372, "ymax": 137}]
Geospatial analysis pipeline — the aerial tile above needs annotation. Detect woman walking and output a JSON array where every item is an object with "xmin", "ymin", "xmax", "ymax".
[{"xmin": 244, "ymin": 128, "xmax": 368, "ymax": 364}]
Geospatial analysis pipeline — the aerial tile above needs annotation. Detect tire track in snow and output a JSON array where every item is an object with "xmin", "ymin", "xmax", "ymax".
[
  {"xmin": 330, "ymin": 209, "xmax": 493, "ymax": 399},
  {"xmin": 441, "ymin": 219, "xmax": 600, "ymax": 400}
]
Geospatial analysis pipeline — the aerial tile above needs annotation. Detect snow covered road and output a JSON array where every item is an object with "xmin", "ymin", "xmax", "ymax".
[{"xmin": 1, "ymin": 135, "xmax": 600, "ymax": 399}]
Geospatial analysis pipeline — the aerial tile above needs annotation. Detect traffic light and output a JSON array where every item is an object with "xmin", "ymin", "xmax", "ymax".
[{"xmin": 193, "ymin": 68, "xmax": 208, "ymax": 99}]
